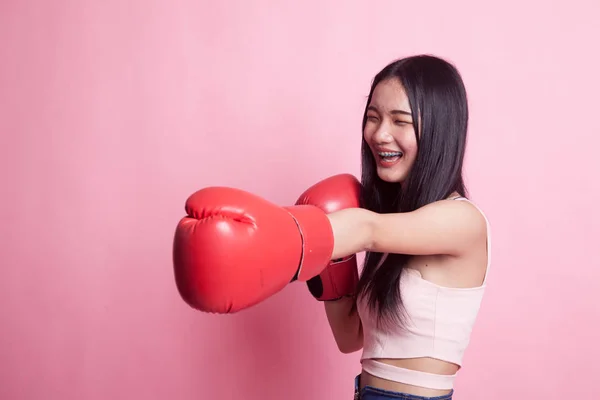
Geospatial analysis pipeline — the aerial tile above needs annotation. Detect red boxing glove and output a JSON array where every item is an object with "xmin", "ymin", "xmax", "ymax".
[
  {"xmin": 173, "ymin": 186, "xmax": 334, "ymax": 313},
  {"xmin": 295, "ymin": 174, "xmax": 362, "ymax": 301}
]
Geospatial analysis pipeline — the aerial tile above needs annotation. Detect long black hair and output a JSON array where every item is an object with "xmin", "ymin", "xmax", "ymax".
[{"xmin": 355, "ymin": 54, "xmax": 469, "ymax": 328}]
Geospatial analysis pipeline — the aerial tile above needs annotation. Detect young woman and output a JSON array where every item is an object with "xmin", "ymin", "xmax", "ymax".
[
  {"xmin": 172, "ymin": 52, "xmax": 489, "ymax": 399},
  {"xmin": 324, "ymin": 55, "xmax": 491, "ymax": 399}
]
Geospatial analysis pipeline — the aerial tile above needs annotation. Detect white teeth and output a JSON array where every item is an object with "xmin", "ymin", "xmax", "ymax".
[{"xmin": 378, "ymin": 151, "xmax": 402, "ymax": 157}]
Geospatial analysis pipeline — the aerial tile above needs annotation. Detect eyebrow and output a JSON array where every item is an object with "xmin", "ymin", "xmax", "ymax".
[{"xmin": 367, "ymin": 106, "xmax": 412, "ymax": 116}]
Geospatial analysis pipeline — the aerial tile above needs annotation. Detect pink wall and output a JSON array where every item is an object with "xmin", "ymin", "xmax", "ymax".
[{"xmin": 1, "ymin": 1, "xmax": 599, "ymax": 399}]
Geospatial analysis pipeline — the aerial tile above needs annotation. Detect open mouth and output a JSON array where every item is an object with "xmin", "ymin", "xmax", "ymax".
[{"xmin": 377, "ymin": 151, "xmax": 403, "ymax": 165}]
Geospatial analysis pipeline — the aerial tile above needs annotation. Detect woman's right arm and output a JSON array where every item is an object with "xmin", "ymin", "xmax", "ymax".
[{"xmin": 324, "ymin": 297, "xmax": 363, "ymax": 353}]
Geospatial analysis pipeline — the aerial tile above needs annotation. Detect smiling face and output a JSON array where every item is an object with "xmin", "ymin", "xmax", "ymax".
[{"xmin": 363, "ymin": 78, "xmax": 418, "ymax": 184}]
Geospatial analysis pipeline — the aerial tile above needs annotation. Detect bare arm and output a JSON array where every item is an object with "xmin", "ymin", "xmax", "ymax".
[
  {"xmin": 327, "ymin": 199, "xmax": 486, "ymax": 259},
  {"xmin": 324, "ymin": 297, "xmax": 363, "ymax": 354}
]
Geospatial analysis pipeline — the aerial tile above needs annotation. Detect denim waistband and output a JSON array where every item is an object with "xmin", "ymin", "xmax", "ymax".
[{"xmin": 354, "ymin": 375, "xmax": 453, "ymax": 400}]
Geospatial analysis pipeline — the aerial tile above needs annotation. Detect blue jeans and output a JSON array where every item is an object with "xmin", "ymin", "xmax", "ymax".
[{"xmin": 354, "ymin": 375, "xmax": 453, "ymax": 400}]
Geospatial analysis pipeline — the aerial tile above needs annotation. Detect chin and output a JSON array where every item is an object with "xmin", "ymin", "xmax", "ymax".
[{"xmin": 376, "ymin": 167, "xmax": 406, "ymax": 183}]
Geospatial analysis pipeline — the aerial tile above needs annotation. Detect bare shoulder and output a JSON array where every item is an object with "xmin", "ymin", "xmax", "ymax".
[
  {"xmin": 366, "ymin": 195, "xmax": 489, "ymax": 257},
  {"xmin": 417, "ymin": 198, "xmax": 488, "ymax": 248}
]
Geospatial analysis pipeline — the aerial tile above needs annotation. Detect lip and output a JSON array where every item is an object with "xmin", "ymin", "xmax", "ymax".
[
  {"xmin": 375, "ymin": 147, "xmax": 401, "ymax": 153},
  {"xmin": 377, "ymin": 156, "xmax": 402, "ymax": 168}
]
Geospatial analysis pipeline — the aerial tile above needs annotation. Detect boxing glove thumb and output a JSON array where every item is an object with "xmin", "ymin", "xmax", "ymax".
[{"xmin": 306, "ymin": 256, "xmax": 359, "ymax": 301}]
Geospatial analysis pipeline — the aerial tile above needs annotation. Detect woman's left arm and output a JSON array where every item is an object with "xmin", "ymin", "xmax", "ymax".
[{"xmin": 326, "ymin": 200, "xmax": 486, "ymax": 259}]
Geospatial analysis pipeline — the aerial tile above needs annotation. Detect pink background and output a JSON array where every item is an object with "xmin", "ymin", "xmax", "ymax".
[{"xmin": 1, "ymin": 1, "xmax": 599, "ymax": 399}]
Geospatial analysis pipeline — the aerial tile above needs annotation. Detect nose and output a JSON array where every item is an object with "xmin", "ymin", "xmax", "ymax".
[{"xmin": 372, "ymin": 123, "xmax": 394, "ymax": 144}]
